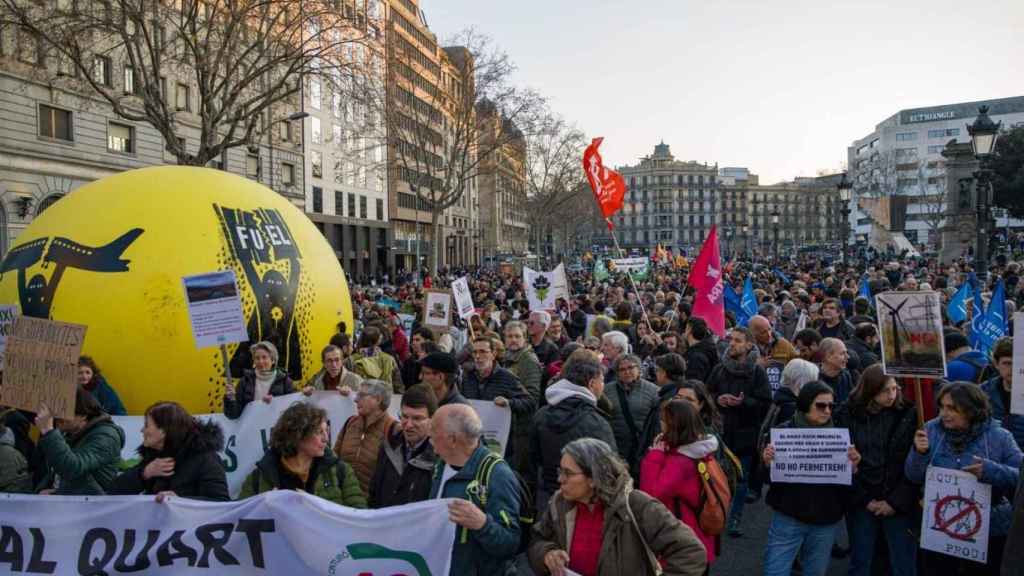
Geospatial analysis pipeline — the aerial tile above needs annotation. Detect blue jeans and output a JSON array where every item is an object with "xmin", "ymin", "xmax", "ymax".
[
  {"xmin": 847, "ymin": 506, "xmax": 917, "ymax": 576},
  {"xmin": 729, "ymin": 451, "xmax": 756, "ymax": 523},
  {"xmin": 763, "ymin": 511, "xmax": 839, "ymax": 576}
]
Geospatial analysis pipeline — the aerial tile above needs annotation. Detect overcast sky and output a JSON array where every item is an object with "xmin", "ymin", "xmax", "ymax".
[{"xmin": 425, "ymin": 0, "xmax": 1023, "ymax": 184}]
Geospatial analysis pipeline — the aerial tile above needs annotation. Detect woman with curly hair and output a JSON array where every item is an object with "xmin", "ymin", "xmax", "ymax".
[{"xmin": 239, "ymin": 401, "xmax": 365, "ymax": 507}]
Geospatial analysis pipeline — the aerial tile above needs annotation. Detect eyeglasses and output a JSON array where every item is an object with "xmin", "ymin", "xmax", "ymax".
[
  {"xmin": 617, "ymin": 365, "xmax": 639, "ymax": 372},
  {"xmin": 557, "ymin": 467, "xmax": 585, "ymax": 479},
  {"xmin": 814, "ymin": 402, "xmax": 835, "ymax": 412}
]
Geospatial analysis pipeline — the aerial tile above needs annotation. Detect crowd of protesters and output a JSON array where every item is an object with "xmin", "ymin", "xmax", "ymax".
[{"xmin": 6, "ymin": 246, "xmax": 1024, "ymax": 576}]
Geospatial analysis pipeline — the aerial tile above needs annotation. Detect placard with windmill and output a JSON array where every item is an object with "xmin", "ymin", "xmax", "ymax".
[{"xmin": 876, "ymin": 291, "xmax": 947, "ymax": 378}]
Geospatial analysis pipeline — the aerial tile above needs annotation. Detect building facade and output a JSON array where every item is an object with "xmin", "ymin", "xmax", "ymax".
[
  {"xmin": 477, "ymin": 104, "xmax": 528, "ymax": 260},
  {"xmin": 744, "ymin": 176, "xmax": 843, "ymax": 257},
  {"xmin": 847, "ymin": 95, "xmax": 1024, "ymax": 248}
]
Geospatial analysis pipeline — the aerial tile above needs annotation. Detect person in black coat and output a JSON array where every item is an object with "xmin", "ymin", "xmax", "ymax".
[
  {"xmin": 369, "ymin": 385, "xmax": 439, "ymax": 508},
  {"xmin": 110, "ymin": 401, "xmax": 229, "ymax": 501},
  {"xmin": 845, "ymin": 323, "xmax": 881, "ymax": 371},
  {"xmin": 683, "ymin": 317, "xmax": 718, "ymax": 383},
  {"xmin": 223, "ymin": 340, "xmax": 294, "ymax": 420},
  {"xmin": 638, "ymin": 353, "xmax": 690, "ymax": 467},
  {"xmin": 834, "ymin": 364, "xmax": 918, "ymax": 576}
]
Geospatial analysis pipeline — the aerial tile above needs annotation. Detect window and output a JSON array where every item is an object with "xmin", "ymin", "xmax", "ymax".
[
  {"xmin": 895, "ymin": 132, "xmax": 917, "ymax": 142},
  {"xmin": 311, "ymin": 117, "xmax": 321, "ymax": 144},
  {"xmin": 927, "ymin": 145, "xmax": 946, "ymax": 154},
  {"xmin": 310, "ymin": 79, "xmax": 321, "ymax": 110},
  {"xmin": 375, "ymin": 198, "xmax": 383, "ymax": 220},
  {"xmin": 123, "ymin": 66, "xmax": 136, "ymax": 95},
  {"xmin": 38, "ymin": 104, "xmax": 73, "ymax": 141},
  {"xmin": 93, "ymin": 55, "xmax": 111, "ymax": 86},
  {"xmin": 928, "ymin": 128, "xmax": 960, "ymax": 139},
  {"xmin": 107, "ymin": 122, "xmax": 134, "ymax": 153},
  {"xmin": 175, "ymin": 83, "xmax": 190, "ymax": 111},
  {"xmin": 332, "ymin": 124, "xmax": 342, "ymax": 147},
  {"xmin": 334, "ymin": 190, "xmax": 344, "ymax": 216},
  {"xmin": 311, "ymin": 151, "xmax": 322, "ymax": 178},
  {"xmin": 359, "ymin": 195, "xmax": 367, "ymax": 219},
  {"xmin": 281, "ymin": 162, "xmax": 295, "ymax": 185},
  {"xmin": 246, "ymin": 154, "xmax": 261, "ymax": 179},
  {"xmin": 312, "ymin": 186, "xmax": 323, "ymax": 213},
  {"xmin": 348, "ymin": 194, "xmax": 355, "ymax": 217},
  {"xmin": 280, "ymin": 121, "xmax": 292, "ymax": 142}
]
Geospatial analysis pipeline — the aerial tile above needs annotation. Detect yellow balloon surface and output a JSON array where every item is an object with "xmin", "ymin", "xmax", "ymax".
[{"xmin": 0, "ymin": 167, "xmax": 352, "ymax": 414}]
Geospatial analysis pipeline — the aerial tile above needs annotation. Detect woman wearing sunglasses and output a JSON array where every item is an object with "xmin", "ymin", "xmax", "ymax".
[{"xmin": 761, "ymin": 381, "xmax": 861, "ymax": 576}]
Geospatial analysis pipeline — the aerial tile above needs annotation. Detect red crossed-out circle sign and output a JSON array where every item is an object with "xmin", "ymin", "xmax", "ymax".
[{"xmin": 932, "ymin": 494, "xmax": 983, "ymax": 541}]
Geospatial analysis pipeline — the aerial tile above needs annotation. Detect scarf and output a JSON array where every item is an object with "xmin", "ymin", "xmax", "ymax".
[
  {"xmin": 254, "ymin": 369, "xmax": 277, "ymax": 399},
  {"xmin": 793, "ymin": 411, "xmax": 832, "ymax": 428},
  {"xmin": 945, "ymin": 420, "xmax": 987, "ymax": 454}
]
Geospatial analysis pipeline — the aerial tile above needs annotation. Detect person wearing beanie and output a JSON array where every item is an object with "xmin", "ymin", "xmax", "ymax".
[
  {"xmin": 224, "ymin": 340, "xmax": 294, "ymax": 420},
  {"xmin": 761, "ymin": 381, "xmax": 861, "ymax": 576},
  {"xmin": 419, "ymin": 352, "xmax": 468, "ymax": 407}
]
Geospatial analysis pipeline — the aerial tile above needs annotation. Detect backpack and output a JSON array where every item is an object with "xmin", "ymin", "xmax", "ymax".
[
  {"xmin": 714, "ymin": 435, "xmax": 743, "ymax": 495},
  {"xmin": 693, "ymin": 455, "xmax": 732, "ymax": 536},
  {"xmin": 352, "ymin": 353, "xmax": 394, "ymax": 382},
  {"xmin": 467, "ymin": 451, "xmax": 535, "ymax": 554}
]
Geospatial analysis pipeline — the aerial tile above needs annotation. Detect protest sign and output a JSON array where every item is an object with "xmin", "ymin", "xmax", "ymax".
[
  {"xmin": 422, "ymin": 290, "xmax": 452, "ymax": 334},
  {"xmin": 0, "ymin": 316, "xmax": 86, "ymax": 419},
  {"xmin": 876, "ymin": 291, "xmax": 946, "ymax": 378},
  {"xmin": 611, "ymin": 257, "xmax": 650, "ymax": 280},
  {"xmin": 182, "ymin": 271, "xmax": 248, "ymax": 349},
  {"xmin": 0, "ymin": 304, "xmax": 17, "ymax": 370},
  {"xmin": 113, "ymin": 393, "xmax": 511, "ymax": 498},
  {"xmin": 452, "ymin": 276, "xmax": 475, "ymax": 319},
  {"xmin": 524, "ymin": 264, "xmax": 570, "ymax": 311},
  {"xmin": 1012, "ymin": 314, "xmax": 1024, "ymax": 416},
  {"xmin": 0, "ymin": 491, "xmax": 454, "ymax": 575},
  {"xmin": 769, "ymin": 428, "xmax": 852, "ymax": 485},
  {"xmin": 764, "ymin": 360, "xmax": 785, "ymax": 393},
  {"xmin": 921, "ymin": 466, "xmax": 991, "ymax": 564}
]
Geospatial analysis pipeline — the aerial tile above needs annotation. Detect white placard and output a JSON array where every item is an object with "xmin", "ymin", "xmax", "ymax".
[
  {"xmin": 611, "ymin": 257, "xmax": 649, "ymax": 273},
  {"xmin": 182, "ymin": 271, "xmax": 248, "ymax": 349},
  {"xmin": 0, "ymin": 491, "xmax": 455, "ymax": 575},
  {"xmin": 452, "ymin": 276, "xmax": 475, "ymax": 319},
  {"xmin": 0, "ymin": 305, "xmax": 17, "ymax": 370},
  {"xmin": 769, "ymin": 428, "xmax": 852, "ymax": 485},
  {"xmin": 422, "ymin": 290, "xmax": 452, "ymax": 332},
  {"xmin": 920, "ymin": 466, "xmax": 991, "ymax": 564},
  {"xmin": 524, "ymin": 264, "xmax": 570, "ymax": 311},
  {"xmin": 1012, "ymin": 314, "xmax": 1024, "ymax": 416}
]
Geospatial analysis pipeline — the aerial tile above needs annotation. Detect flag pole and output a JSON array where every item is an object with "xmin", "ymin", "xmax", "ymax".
[{"xmin": 607, "ymin": 218, "xmax": 655, "ymax": 335}]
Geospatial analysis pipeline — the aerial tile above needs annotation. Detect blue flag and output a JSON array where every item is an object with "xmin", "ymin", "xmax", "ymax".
[
  {"xmin": 739, "ymin": 277, "xmax": 758, "ymax": 327},
  {"xmin": 858, "ymin": 277, "xmax": 872, "ymax": 304},
  {"xmin": 969, "ymin": 275, "xmax": 986, "ymax": 351},
  {"xmin": 946, "ymin": 281, "xmax": 972, "ymax": 325},
  {"xmin": 724, "ymin": 282, "xmax": 743, "ymax": 319},
  {"xmin": 773, "ymin": 268, "xmax": 792, "ymax": 286},
  {"xmin": 975, "ymin": 279, "xmax": 1007, "ymax": 355}
]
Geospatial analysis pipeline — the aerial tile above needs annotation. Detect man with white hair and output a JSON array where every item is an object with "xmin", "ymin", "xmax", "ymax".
[
  {"xmin": 527, "ymin": 310, "xmax": 560, "ymax": 367},
  {"xmin": 429, "ymin": 404, "xmax": 522, "ymax": 575},
  {"xmin": 600, "ymin": 331, "xmax": 630, "ymax": 379}
]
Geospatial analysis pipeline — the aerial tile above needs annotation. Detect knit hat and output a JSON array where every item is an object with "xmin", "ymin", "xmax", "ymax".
[{"xmin": 420, "ymin": 352, "xmax": 457, "ymax": 374}]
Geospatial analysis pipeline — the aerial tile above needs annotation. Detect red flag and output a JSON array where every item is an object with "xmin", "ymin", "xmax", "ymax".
[
  {"xmin": 688, "ymin": 225, "xmax": 725, "ymax": 336},
  {"xmin": 583, "ymin": 137, "xmax": 626, "ymax": 229}
]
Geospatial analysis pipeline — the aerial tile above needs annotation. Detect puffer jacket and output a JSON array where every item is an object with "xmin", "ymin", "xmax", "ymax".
[
  {"xmin": 36, "ymin": 415, "xmax": 125, "ymax": 495},
  {"xmin": 529, "ymin": 379, "xmax": 618, "ymax": 495},
  {"xmin": 223, "ymin": 369, "xmax": 293, "ymax": 419},
  {"xmin": 368, "ymin": 423, "xmax": 437, "ymax": 508},
  {"xmin": 905, "ymin": 417, "xmax": 1023, "ymax": 536},
  {"xmin": 982, "ymin": 376, "xmax": 1024, "ymax": 451},
  {"xmin": 528, "ymin": 488, "xmax": 707, "ymax": 576},
  {"xmin": 639, "ymin": 435, "xmax": 719, "ymax": 565},
  {"xmin": 109, "ymin": 419, "xmax": 229, "ymax": 500},
  {"xmin": 237, "ymin": 447, "xmax": 366, "ymax": 507},
  {"xmin": 333, "ymin": 410, "xmax": 396, "ymax": 495},
  {"xmin": 706, "ymin": 349, "xmax": 771, "ymax": 455},
  {"xmin": 835, "ymin": 401, "xmax": 918, "ymax": 514}
]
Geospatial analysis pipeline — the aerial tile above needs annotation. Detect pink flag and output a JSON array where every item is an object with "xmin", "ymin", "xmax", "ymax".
[{"xmin": 687, "ymin": 225, "xmax": 725, "ymax": 336}]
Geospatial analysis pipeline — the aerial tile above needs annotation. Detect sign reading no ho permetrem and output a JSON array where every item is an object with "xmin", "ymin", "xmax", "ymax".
[
  {"xmin": 0, "ymin": 316, "xmax": 86, "ymax": 419},
  {"xmin": 769, "ymin": 428, "xmax": 852, "ymax": 485},
  {"xmin": 182, "ymin": 271, "xmax": 248, "ymax": 349},
  {"xmin": 921, "ymin": 466, "xmax": 991, "ymax": 563}
]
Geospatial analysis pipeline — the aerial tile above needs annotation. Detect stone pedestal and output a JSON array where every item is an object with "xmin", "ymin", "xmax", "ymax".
[{"xmin": 939, "ymin": 142, "xmax": 980, "ymax": 265}]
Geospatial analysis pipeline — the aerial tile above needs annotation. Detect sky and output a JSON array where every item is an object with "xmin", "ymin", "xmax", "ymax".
[{"xmin": 424, "ymin": 0, "xmax": 1023, "ymax": 184}]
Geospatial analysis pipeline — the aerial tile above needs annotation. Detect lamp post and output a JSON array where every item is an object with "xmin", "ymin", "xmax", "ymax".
[
  {"xmin": 837, "ymin": 173, "xmax": 853, "ymax": 263},
  {"xmin": 967, "ymin": 105, "xmax": 1001, "ymax": 283},
  {"xmin": 771, "ymin": 208, "xmax": 780, "ymax": 262}
]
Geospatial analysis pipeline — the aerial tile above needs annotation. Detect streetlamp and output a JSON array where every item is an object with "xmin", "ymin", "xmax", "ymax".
[
  {"xmin": 837, "ymin": 173, "xmax": 853, "ymax": 262},
  {"xmin": 267, "ymin": 111, "xmax": 309, "ymax": 192},
  {"xmin": 771, "ymin": 208, "xmax": 780, "ymax": 262},
  {"xmin": 967, "ymin": 105, "xmax": 1001, "ymax": 282},
  {"xmin": 742, "ymin": 224, "xmax": 749, "ymax": 255}
]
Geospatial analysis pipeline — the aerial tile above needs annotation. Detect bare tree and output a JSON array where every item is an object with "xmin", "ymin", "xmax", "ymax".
[
  {"xmin": 912, "ymin": 159, "xmax": 947, "ymax": 247},
  {"xmin": 0, "ymin": 0, "xmax": 373, "ymax": 165},
  {"xmin": 374, "ymin": 28, "xmax": 545, "ymax": 274}
]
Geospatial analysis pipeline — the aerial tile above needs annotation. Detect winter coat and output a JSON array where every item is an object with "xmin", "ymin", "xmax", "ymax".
[
  {"xmin": 639, "ymin": 383, "xmax": 682, "ymax": 464},
  {"xmin": 504, "ymin": 347, "xmax": 543, "ymax": 404},
  {"xmin": 530, "ymin": 380, "xmax": 618, "ymax": 495},
  {"xmin": 814, "ymin": 318, "xmax": 855, "ymax": 341},
  {"xmin": 639, "ymin": 435, "xmax": 719, "ymax": 564},
  {"xmin": 905, "ymin": 418, "xmax": 1023, "ymax": 536},
  {"xmin": 567, "ymin": 309, "xmax": 588, "ymax": 341},
  {"xmin": 85, "ymin": 375, "xmax": 126, "ymax": 416},
  {"xmin": 463, "ymin": 366, "xmax": 535, "ymax": 418},
  {"xmin": 429, "ymin": 444, "xmax": 521, "ymax": 576},
  {"xmin": 684, "ymin": 338, "xmax": 719, "ymax": 383},
  {"xmin": 1002, "ymin": 463, "xmax": 1024, "ymax": 576},
  {"xmin": 819, "ymin": 367, "xmax": 856, "ymax": 404},
  {"xmin": 348, "ymin": 349, "xmax": 403, "ymax": 392},
  {"xmin": 237, "ymin": 447, "xmax": 366, "ymax": 507},
  {"xmin": 333, "ymin": 410, "xmax": 396, "ymax": 495},
  {"xmin": 844, "ymin": 336, "xmax": 880, "ymax": 370},
  {"xmin": 368, "ymin": 423, "xmax": 437, "ymax": 508},
  {"xmin": 982, "ymin": 377, "xmax": 1024, "ymax": 451},
  {"xmin": 109, "ymin": 419, "xmax": 229, "ymax": 500},
  {"xmin": 758, "ymin": 336, "xmax": 798, "ymax": 366},
  {"xmin": 223, "ymin": 369, "xmax": 294, "ymax": 420},
  {"xmin": 946, "ymin": 350, "xmax": 990, "ymax": 382},
  {"xmin": 605, "ymin": 378, "xmax": 660, "ymax": 471},
  {"xmin": 528, "ymin": 488, "xmax": 708, "ymax": 576},
  {"xmin": 304, "ymin": 367, "xmax": 362, "ymax": 393},
  {"xmin": 35, "ymin": 415, "xmax": 125, "ymax": 495},
  {"xmin": 835, "ymin": 401, "xmax": 918, "ymax": 514},
  {"xmin": 765, "ymin": 418, "xmax": 852, "ymax": 525},
  {"xmin": 438, "ymin": 385, "xmax": 471, "ymax": 407},
  {"xmin": 706, "ymin": 350, "xmax": 771, "ymax": 455},
  {"xmin": 531, "ymin": 338, "xmax": 561, "ymax": 368},
  {"xmin": 0, "ymin": 428, "xmax": 31, "ymax": 493}
]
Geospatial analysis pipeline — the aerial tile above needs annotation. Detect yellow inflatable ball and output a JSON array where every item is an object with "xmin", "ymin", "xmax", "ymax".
[{"xmin": 0, "ymin": 166, "xmax": 352, "ymax": 414}]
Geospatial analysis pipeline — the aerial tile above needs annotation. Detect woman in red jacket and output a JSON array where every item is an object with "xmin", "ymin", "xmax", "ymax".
[{"xmin": 639, "ymin": 399, "xmax": 717, "ymax": 567}]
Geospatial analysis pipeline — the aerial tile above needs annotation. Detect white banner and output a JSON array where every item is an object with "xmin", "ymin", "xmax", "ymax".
[
  {"xmin": 1012, "ymin": 314, "xmax": 1024, "ymax": 416},
  {"xmin": 769, "ymin": 428, "xmax": 852, "ymax": 485},
  {"xmin": 113, "ymin": 393, "xmax": 511, "ymax": 498},
  {"xmin": 451, "ymin": 276, "xmax": 475, "ymax": 319},
  {"xmin": 921, "ymin": 466, "xmax": 991, "ymax": 564},
  {"xmin": 611, "ymin": 257, "xmax": 648, "ymax": 273},
  {"xmin": 0, "ymin": 491, "xmax": 454, "ymax": 575},
  {"xmin": 524, "ymin": 264, "xmax": 569, "ymax": 311}
]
